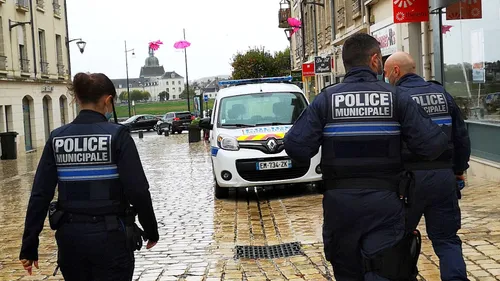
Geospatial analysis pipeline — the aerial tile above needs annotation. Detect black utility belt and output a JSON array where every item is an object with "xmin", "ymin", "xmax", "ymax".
[
  {"xmin": 66, "ymin": 213, "xmax": 107, "ymax": 223},
  {"xmin": 404, "ymin": 161, "xmax": 452, "ymax": 171},
  {"xmin": 324, "ymin": 178, "xmax": 399, "ymax": 192}
]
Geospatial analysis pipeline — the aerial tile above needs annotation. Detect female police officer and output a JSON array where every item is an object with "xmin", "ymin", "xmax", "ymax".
[{"xmin": 19, "ymin": 72, "xmax": 159, "ymax": 280}]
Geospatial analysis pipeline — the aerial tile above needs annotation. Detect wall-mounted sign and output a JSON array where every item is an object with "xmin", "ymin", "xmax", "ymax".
[
  {"xmin": 314, "ymin": 56, "xmax": 332, "ymax": 74},
  {"xmin": 302, "ymin": 62, "xmax": 315, "ymax": 77},
  {"xmin": 372, "ymin": 24, "xmax": 397, "ymax": 57},
  {"xmin": 393, "ymin": 0, "xmax": 430, "ymax": 23},
  {"xmin": 41, "ymin": 85, "xmax": 53, "ymax": 93},
  {"xmin": 471, "ymin": 28, "xmax": 485, "ymax": 83},
  {"xmin": 291, "ymin": 70, "xmax": 302, "ymax": 82}
]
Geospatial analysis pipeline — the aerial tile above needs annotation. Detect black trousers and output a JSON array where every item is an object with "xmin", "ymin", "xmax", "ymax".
[{"xmin": 55, "ymin": 220, "xmax": 134, "ymax": 281}]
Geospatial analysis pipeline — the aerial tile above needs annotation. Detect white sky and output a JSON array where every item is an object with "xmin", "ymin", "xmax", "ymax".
[{"xmin": 66, "ymin": 0, "xmax": 290, "ymax": 80}]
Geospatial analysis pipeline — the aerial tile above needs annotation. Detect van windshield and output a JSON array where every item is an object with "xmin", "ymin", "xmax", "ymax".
[{"xmin": 217, "ymin": 92, "xmax": 307, "ymax": 128}]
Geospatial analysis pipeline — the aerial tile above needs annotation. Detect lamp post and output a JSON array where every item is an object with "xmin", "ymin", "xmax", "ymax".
[
  {"xmin": 65, "ymin": 38, "xmax": 86, "ymax": 78},
  {"xmin": 284, "ymin": 28, "xmax": 293, "ymax": 75},
  {"xmin": 124, "ymin": 41, "xmax": 135, "ymax": 118},
  {"xmin": 183, "ymin": 29, "xmax": 191, "ymax": 113}
]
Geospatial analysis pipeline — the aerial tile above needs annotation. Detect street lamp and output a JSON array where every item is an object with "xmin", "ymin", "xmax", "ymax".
[
  {"xmin": 284, "ymin": 28, "xmax": 293, "ymax": 75},
  {"xmin": 65, "ymin": 38, "xmax": 86, "ymax": 79},
  {"xmin": 124, "ymin": 40, "xmax": 135, "ymax": 118}
]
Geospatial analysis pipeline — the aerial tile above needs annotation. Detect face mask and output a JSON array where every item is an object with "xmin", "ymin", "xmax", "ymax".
[
  {"xmin": 384, "ymin": 69, "xmax": 394, "ymax": 84},
  {"xmin": 105, "ymin": 111, "xmax": 113, "ymax": 121}
]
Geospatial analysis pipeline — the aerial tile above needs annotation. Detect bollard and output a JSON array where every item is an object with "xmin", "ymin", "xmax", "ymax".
[
  {"xmin": 138, "ymin": 131, "xmax": 144, "ymax": 139},
  {"xmin": 164, "ymin": 130, "xmax": 169, "ymax": 136}
]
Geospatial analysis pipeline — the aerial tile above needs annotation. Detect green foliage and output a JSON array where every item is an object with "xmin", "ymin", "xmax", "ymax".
[
  {"xmin": 158, "ymin": 91, "xmax": 169, "ymax": 101},
  {"xmin": 230, "ymin": 46, "xmax": 291, "ymax": 79},
  {"xmin": 180, "ymin": 86, "xmax": 196, "ymax": 99},
  {"xmin": 119, "ymin": 91, "xmax": 128, "ymax": 101}
]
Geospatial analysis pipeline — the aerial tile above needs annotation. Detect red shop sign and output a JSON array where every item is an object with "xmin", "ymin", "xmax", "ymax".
[
  {"xmin": 393, "ymin": 0, "xmax": 430, "ymax": 23},
  {"xmin": 446, "ymin": 0, "xmax": 482, "ymax": 20},
  {"xmin": 302, "ymin": 62, "xmax": 315, "ymax": 77}
]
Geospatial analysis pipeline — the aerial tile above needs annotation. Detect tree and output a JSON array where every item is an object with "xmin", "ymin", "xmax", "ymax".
[
  {"xmin": 130, "ymin": 90, "xmax": 143, "ymax": 101},
  {"xmin": 180, "ymin": 86, "xmax": 196, "ymax": 99},
  {"xmin": 119, "ymin": 91, "xmax": 128, "ymax": 101},
  {"xmin": 230, "ymin": 46, "xmax": 282, "ymax": 79},
  {"xmin": 274, "ymin": 47, "xmax": 291, "ymax": 76},
  {"xmin": 142, "ymin": 91, "xmax": 151, "ymax": 101},
  {"xmin": 158, "ymin": 91, "xmax": 169, "ymax": 101}
]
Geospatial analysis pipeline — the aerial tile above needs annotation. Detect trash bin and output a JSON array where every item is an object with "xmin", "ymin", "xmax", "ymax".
[
  {"xmin": 0, "ymin": 132, "xmax": 19, "ymax": 160},
  {"xmin": 188, "ymin": 126, "xmax": 201, "ymax": 143}
]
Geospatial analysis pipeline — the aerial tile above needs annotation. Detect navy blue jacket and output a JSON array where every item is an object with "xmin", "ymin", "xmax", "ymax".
[
  {"xmin": 284, "ymin": 67, "xmax": 449, "ymax": 180},
  {"xmin": 397, "ymin": 74, "xmax": 471, "ymax": 174},
  {"xmin": 20, "ymin": 110, "xmax": 159, "ymax": 261}
]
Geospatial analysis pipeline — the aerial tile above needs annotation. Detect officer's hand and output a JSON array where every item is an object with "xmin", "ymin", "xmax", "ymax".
[
  {"xmin": 146, "ymin": 240, "xmax": 157, "ymax": 249},
  {"xmin": 456, "ymin": 174, "xmax": 466, "ymax": 190},
  {"xmin": 20, "ymin": 259, "xmax": 38, "ymax": 275}
]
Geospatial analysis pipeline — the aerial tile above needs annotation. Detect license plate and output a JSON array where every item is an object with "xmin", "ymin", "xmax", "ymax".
[{"xmin": 256, "ymin": 160, "xmax": 292, "ymax": 170}]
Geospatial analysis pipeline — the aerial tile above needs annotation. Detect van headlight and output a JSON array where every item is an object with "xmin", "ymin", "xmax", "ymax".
[{"xmin": 217, "ymin": 135, "xmax": 239, "ymax": 151}]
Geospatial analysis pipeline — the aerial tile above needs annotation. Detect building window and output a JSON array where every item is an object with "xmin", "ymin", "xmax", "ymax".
[
  {"xmin": 178, "ymin": 87, "xmax": 181, "ymax": 92},
  {"xmin": 19, "ymin": 26, "xmax": 29, "ymax": 73},
  {"xmin": 441, "ymin": 1, "xmax": 499, "ymax": 122},
  {"xmin": 53, "ymin": 0, "xmax": 61, "ymax": 17},
  {"xmin": 39, "ymin": 29, "xmax": 48, "ymax": 75},
  {"xmin": 166, "ymin": 81, "xmax": 169, "ymax": 85},
  {"xmin": 172, "ymin": 88, "xmax": 175, "ymax": 92},
  {"xmin": 36, "ymin": 0, "xmax": 44, "ymax": 9},
  {"xmin": 56, "ymin": 34, "xmax": 64, "ymax": 76},
  {"xmin": 0, "ymin": 17, "xmax": 6, "ymax": 71},
  {"xmin": 178, "ymin": 81, "xmax": 181, "ymax": 85}
]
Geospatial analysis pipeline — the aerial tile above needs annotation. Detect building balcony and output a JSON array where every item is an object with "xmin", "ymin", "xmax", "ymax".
[
  {"xmin": 0, "ymin": 56, "xmax": 7, "ymax": 71},
  {"xmin": 16, "ymin": 0, "xmax": 29, "ymax": 12},
  {"xmin": 40, "ymin": 61, "xmax": 49, "ymax": 76},
  {"xmin": 20, "ymin": 58, "xmax": 30, "ymax": 73},
  {"xmin": 352, "ymin": 0, "xmax": 361, "ymax": 19},
  {"xmin": 57, "ymin": 63, "xmax": 65, "ymax": 77},
  {"xmin": 53, "ymin": 2, "xmax": 61, "ymax": 18},
  {"xmin": 36, "ymin": 0, "xmax": 45, "ymax": 11},
  {"xmin": 325, "ymin": 26, "xmax": 332, "ymax": 42},
  {"xmin": 337, "ymin": 7, "xmax": 346, "ymax": 29}
]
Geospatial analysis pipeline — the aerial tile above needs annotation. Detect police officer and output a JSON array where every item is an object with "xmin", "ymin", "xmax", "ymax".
[
  {"xmin": 384, "ymin": 51, "xmax": 471, "ymax": 281},
  {"xmin": 19, "ymin": 72, "xmax": 159, "ymax": 280},
  {"xmin": 284, "ymin": 33, "xmax": 449, "ymax": 281}
]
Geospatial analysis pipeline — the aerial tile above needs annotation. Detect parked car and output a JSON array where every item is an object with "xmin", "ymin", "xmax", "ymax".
[
  {"xmin": 199, "ymin": 76, "xmax": 322, "ymax": 199},
  {"xmin": 155, "ymin": 111, "xmax": 194, "ymax": 135},
  {"xmin": 120, "ymin": 114, "xmax": 159, "ymax": 132}
]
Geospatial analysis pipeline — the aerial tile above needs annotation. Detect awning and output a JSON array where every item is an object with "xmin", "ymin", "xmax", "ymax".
[{"xmin": 430, "ymin": 0, "xmax": 460, "ymax": 11}]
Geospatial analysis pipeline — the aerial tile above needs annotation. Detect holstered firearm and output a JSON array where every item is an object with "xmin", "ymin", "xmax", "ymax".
[
  {"xmin": 398, "ymin": 171, "xmax": 415, "ymax": 207},
  {"xmin": 124, "ymin": 208, "xmax": 146, "ymax": 251},
  {"xmin": 48, "ymin": 201, "xmax": 66, "ymax": 230}
]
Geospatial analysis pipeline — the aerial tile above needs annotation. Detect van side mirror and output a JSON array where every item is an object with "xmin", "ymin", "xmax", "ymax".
[{"xmin": 199, "ymin": 117, "xmax": 213, "ymax": 130}]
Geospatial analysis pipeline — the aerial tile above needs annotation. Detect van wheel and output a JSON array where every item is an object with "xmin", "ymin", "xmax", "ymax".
[
  {"xmin": 214, "ymin": 182, "xmax": 229, "ymax": 199},
  {"xmin": 171, "ymin": 126, "xmax": 176, "ymax": 134},
  {"xmin": 315, "ymin": 181, "xmax": 325, "ymax": 194},
  {"xmin": 157, "ymin": 129, "xmax": 162, "ymax": 135}
]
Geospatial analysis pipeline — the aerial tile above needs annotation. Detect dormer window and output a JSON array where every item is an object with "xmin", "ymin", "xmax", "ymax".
[{"xmin": 171, "ymin": 73, "xmax": 175, "ymax": 78}]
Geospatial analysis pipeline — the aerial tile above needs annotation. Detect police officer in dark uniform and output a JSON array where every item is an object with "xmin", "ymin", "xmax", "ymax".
[
  {"xmin": 284, "ymin": 33, "xmax": 449, "ymax": 281},
  {"xmin": 19, "ymin": 73, "xmax": 159, "ymax": 280},
  {"xmin": 384, "ymin": 52, "xmax": 471, "ymax": 281}
]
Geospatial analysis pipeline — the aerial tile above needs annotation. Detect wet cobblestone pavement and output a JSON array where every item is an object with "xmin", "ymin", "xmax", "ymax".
[{"xmin": 1, "ymin": 131, "xmax": 500, "ymax": 280}]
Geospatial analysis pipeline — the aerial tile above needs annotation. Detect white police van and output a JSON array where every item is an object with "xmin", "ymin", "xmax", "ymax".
[{"xmin": 199, "ymin": 76, "xmax": 322, "ymax": 198}]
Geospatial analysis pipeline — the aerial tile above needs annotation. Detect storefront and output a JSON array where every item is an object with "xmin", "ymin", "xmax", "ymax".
[
  {"xmin": 370, "ymin": 20, "xmax": 399, "ymax": 64},
  {"xmin": 302, "ymin": 62, "xmax": 316, "ymax": 101},
  {"xmin": 431, "ymin": 0, "xmax": 500, "ymax": 175},
  {"xmin": 431, "ymin": 0, "xmax": 500, "ymax": 121}
]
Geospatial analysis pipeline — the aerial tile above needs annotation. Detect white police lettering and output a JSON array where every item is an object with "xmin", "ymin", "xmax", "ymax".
[
  {"xmin": 332, "ymin": 91, "xmax": 393, "ymax": 119},
  {"xmin": 411, "ymin": 93, "xmax": 448, "ymax": 115},
  {"xmin": 53, "ymin": 134, "xmax": 112, "ymax": 166}
]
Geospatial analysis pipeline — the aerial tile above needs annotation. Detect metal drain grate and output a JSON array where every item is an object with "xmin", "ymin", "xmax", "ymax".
[{"xmin": 235, "ymin": 242, "xmax": 302, "ymax": 259}]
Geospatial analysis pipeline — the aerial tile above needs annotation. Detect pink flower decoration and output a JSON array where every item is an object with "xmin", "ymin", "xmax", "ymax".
[
  {"xmin": 287, "ymin": 17, "xmax": 301, "ymax": 28},
  {"xmin": 174, "ymin": 40, "xmax": 191, "ymax": 49},
  {"xmin": 441, "ymin": 25, "xmax": 452, "ymax": 34},
  {"xmin": 290, "ymin": 27, "xmax": 300, "ymax": 36},
  {"xmin": 149, "ymin": 40, "xmax": 163, "ymax": 51}
]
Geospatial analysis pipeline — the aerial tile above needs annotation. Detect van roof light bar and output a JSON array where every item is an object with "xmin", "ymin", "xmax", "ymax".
[{"xmin": 218, "ymin": 76, "xmax": 293, "ymax": 86}]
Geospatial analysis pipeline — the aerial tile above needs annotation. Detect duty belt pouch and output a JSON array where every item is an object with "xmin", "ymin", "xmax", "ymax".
[
  {"xmin": 363, "ymin": 229, "xmax": 422, "ymax": 281},
  {"xmin": 48, "ymin": 201, "xmax": 66, "ymax": 230},
  {"xmin": 124, "ymin": 208, "xmax": 145, "ymax": 251}
]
